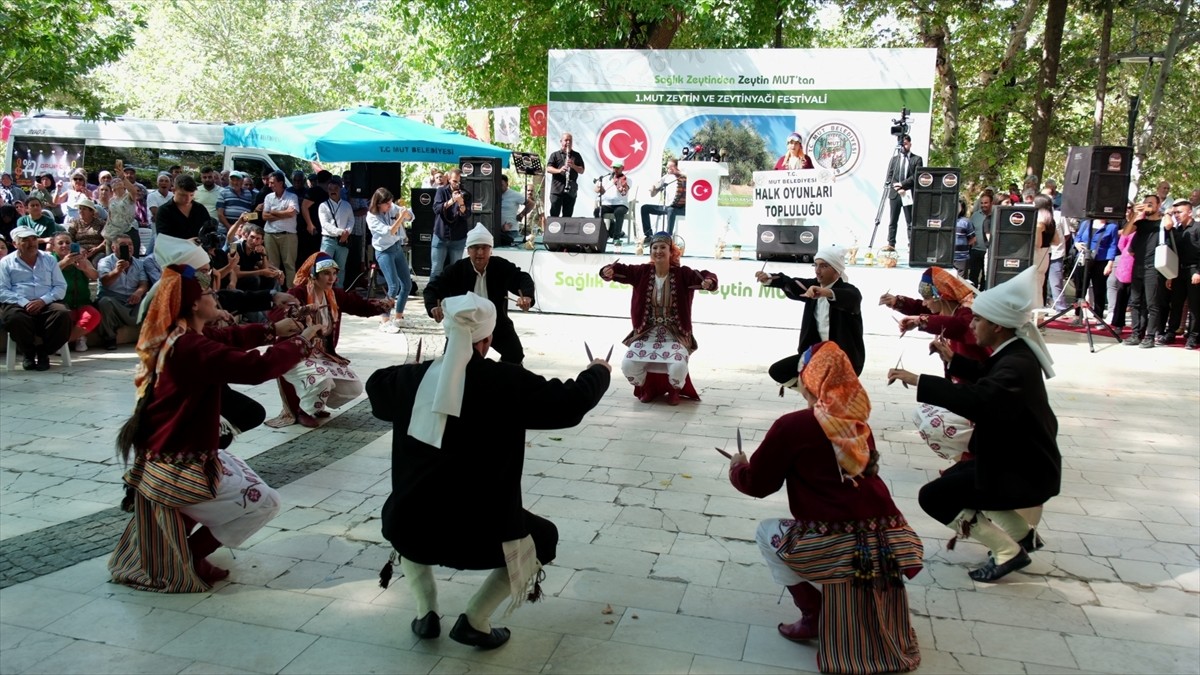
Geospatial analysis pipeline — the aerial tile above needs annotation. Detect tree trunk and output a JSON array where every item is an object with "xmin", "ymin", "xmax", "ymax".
[
  {"xmin": 920, "ymin": 14, "xmax": 960, "ymax": 164},
  {"xmin": 1025, "ymin": 0, "xmax": 1067, "ymax": 183},
  {"xmin": 1129, "ymin": 0, "xmax": 1190, "ymax": 196},
  {"xmin": 972, "ymin": 0, "xmax": 1042, "ymax": 185},
  {"xmin": 1092, "ymin": 1, "xmax": 1114, "ymax": 145},
  {"xmin": 644, "ymin": 9, "xmax": 684, "ymax": 49}
]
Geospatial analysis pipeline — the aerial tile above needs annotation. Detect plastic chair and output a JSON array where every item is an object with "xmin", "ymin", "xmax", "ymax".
[{"xmin": 4, "ymin": 333, "xmax": 72, "ymax": 371}]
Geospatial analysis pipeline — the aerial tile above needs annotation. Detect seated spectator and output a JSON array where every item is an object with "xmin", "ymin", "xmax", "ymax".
[
  {"xmin": 96, "ymin": 234, "xmax": 149, "ymax": 350},
  {"xmin": 27, "ymin": 174, "xmax": 56, "ymax": 210},
  {"xmin": 1, "ymin": 172, "xmax": 27, "ymax": 206},
  {"xmin": 156, "ymin": 175, "xmax": 212, "ymax": 240},
  {"xmin": 266, "ymin": 252, "xmax": 392, "ymax": 428},
  {"xmin": 233, "ymin": 224, "xmax": 285, "ymax": 293},
  {"xmin": 0, "ymin": 239, "xmax": 7, "ymax": 256},
  {"xmin": 1, "ymin": 205, "xmax": 17, "ymax": 245},
  {"xmin": 0, "ymin": 226, "xmax": 71, "ymax": 370},
  {"xmin": 66, "ymin": 198, "xmax": 108, "ymax": 256},
  {"xmin": 17, "ymin": 197, "xmax": 62, "ymax": 247},
  {"xmin": 50, "ymin": 233, "xmax": 102, "ymax": 351},
  {"xmin": 146, "ymin": 172, "xmax": 174, "ymax": 221}
]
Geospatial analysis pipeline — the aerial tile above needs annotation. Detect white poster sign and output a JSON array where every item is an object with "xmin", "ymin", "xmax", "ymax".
[{"xmin": 546, "ymin": 49, "xmax": 936, "ymax": 257}]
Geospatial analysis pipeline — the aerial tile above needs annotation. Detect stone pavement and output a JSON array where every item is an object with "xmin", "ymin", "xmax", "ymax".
[{"xmin": 1, "ymin": 275, "xmax": 1198, "ymax": 674}]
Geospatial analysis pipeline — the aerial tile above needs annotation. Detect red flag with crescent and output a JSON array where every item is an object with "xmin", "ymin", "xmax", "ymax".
[{"xmin": 528, "ymin": 104, "xmax": 547, "ymax": 137}]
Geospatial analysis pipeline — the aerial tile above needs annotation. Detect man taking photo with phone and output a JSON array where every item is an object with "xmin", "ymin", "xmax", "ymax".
[{"xmin": 96, "ymin": 233, "xmax": 149, "ymax": 350}]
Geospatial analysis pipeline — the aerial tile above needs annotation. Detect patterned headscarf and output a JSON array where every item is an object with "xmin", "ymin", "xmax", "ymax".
[
  {"xmin": 799, "ymin": 341, "xmax": 872, "ymax": 480},
  {"xmin": 919, "ymin": 267, "xmax": 976, "ymax": 307},
  {"xmin": 133, "ymin": 265, "xmax": 201, "ymax": 404},
  {"xmin": 649, "ymin": 231, "xmax": 681, "ymax": 266},
  {"xmin": 294, "ymin": 251, "xmax": 340, "ymax": 325}
]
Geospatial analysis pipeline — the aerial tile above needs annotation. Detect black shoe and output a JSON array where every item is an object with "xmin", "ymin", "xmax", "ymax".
[
  {"xmin": 1186, "ymin": 337, "xmax": 1198, "ymax": 350},
  {"xmin": 21, "ymin": 357, "xmax": 36, "ymax": 371},
  {"xmin": 968, "ymin": 549, "xmax": 1032, "ymax": 583},
  {"xmin": 1123, "ymin": 335, "xmax": 1141, "ymax": 346},
  {"xmin": 35, "ymin": 352, "xmax": 50, "ymax": 371},
  {"xmin": 411, "ymin": 611, "xmax": 440, "ymax": 639},
  {"xmin": 1139, "ymin": 338, "xmax": 1155, "ymax": 349},
  {"xmin": 1156, "ymin": 334, "xmax": 1174, "ymax": 345},
  {"xmin": 103, "ymin": 339, "xmax": 118, "ymax": 351},
  {"xmin": 1018, "ymin": 528, "xmax": 1045, "ymax": 553},
  {"xmin": 449, "ymin": 613, "xmax": 510, "ymax": 650}
]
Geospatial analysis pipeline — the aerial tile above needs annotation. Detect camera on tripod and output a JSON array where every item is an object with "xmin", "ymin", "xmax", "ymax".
[{"xmin": 890, "ymin": 107, "xmax": 911, "ymax": 141}]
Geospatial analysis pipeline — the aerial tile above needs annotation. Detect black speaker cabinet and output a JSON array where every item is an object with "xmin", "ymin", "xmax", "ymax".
[
  {"xmin": 460, "ymin": 156, "xmax": 501, "ymax": 235},
  {"xmin": 1061, "ymin": 145, "xmax": 1132, "ymax": 220},
  {"xmin": 411, "ymin": 244, "xmax": 432, "ymax": 276},
  {"xmin": 908, "ymin": 227, "xmax": 955, "ymax": 268},
  {"xmin": 987, "ymin": 204, "xmax": 1037, "ymax": 287},
  {"xmin": 756, "ymin": 224, "xmax": 819, "ymax": 262},
  {"xmin": 410, "ymin": 188, "xmax": 436, "ymax": 215},
  {"xmin": 912, "ymin": 167, "xmax": 961, "ymax": 229},
  {"xmin": 350, "ymin": 162, "xmax": 403, "ymax": 201},
  {"xmin": 543, "ymin": 217, "xmax": 607, "ymax": 252}
]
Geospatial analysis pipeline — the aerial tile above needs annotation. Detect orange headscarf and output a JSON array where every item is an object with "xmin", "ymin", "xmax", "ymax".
[
  {"xmin": 294, "ymin": 251, "xmax": 340, "ymax": 324},
  {"xmin": 919, "ymin": 266, "xmax": 976, "ymax": 308},
  {"xmin": 133, "ymin": 265, "xmax": 199, "ymax": 403},
  {"xmin": 799, "ymin": 341, "xmax": 872, "ymax": 479}
]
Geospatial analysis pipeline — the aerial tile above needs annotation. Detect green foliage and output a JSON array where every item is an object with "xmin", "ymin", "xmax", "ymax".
[
  {"xmin": 0, "ymin": 0, "xmax": 145, "ymax": 118},
  {"xmin": 687, "ymin": 119, "xmax": 773, "ymax": 184}
]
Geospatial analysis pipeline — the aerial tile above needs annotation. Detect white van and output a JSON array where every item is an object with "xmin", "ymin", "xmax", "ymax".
[{"xmin": 2, "ymin": 111, "xmax": 306, "ymax": 189}]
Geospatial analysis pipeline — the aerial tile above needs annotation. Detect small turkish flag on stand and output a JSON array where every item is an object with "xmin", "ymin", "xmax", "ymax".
[{"xmin": 528, "ymin": 104, "xmax": 547, "ymax": 137}]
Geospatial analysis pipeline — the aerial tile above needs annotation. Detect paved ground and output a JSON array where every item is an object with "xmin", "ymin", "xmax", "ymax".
[{"xmin": 1, "ymin": 271, "xmax": 1198, "ymax": 675}]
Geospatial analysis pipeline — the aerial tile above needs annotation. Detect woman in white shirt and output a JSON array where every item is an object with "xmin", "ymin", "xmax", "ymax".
[{"xmin": 365, "ymin": 188, "xmax": 413, "ymax": 332}]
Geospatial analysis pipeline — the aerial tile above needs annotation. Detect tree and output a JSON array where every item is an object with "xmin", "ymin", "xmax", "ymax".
[
  {"xmin": 1129, "ymin": 0, "xmax": 1193, "ymax": 195},
  {"xmin": 0, "ymin": 0, "xmax": 144, "ymax": 118},
  {"xmin": 1025, "ymin": 0, "xmax": 1068, "ymax": 182},
  {"xmin": 687, "ymin": 119, "xmax": 773, "ymax": 184}
]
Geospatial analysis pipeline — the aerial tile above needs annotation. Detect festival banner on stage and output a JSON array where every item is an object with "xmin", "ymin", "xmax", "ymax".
[{"xmin": 546, "ymin": 49, "xmax": 937, "ymax": 258}]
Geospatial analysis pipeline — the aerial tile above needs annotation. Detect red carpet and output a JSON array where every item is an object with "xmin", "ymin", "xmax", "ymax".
[{"xmin": 1042, "ymin": 318, "xmax": 1191, "ymax": 349}]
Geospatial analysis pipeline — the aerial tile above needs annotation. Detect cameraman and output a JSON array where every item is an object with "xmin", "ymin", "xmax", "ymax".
[
  {"xmin": 431, "ymin": 169, "xmax": 471, "ymax": 281},
  {"xmin": 96, "ymin": 234, "xmax": 149, "ymax": 350}
]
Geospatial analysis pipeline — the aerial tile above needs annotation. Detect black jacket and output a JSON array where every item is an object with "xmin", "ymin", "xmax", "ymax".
[
  {"xmin": 887, "ymin": 152, "xmax": 924, "ymax": 198},
  {"xmin": 369, "ymin": 355, "xmax": 609, "ymax": 568},
  {"xmin": 423, "ymin": 256, "xmax": 534, "ymax": 326},
  {"xmin": 769, "ymin": 275, "xmax": 865, "ymax": 375},
  {"xmin": 918, "ymin": 339, "xmax": 1061, "ymax": 503}
]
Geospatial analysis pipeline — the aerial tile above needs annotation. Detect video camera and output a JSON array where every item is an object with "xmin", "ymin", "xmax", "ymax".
[{"xmin": 890, "ymin": 107, "xmax": 911, "ymax": 140}]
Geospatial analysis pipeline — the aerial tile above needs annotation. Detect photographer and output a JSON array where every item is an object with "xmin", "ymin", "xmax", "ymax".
[
  {"xmin": 431, "ymin": 169, "xmax": 471, "ymax": 281},
  {"xmin": 96, "ymin": 234, "xmax": 149, "ymax": 350}
]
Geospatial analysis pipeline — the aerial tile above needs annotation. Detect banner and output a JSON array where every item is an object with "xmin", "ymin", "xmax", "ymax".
[
  {"xmin": 751, "ymin": 169, "xmax": 838, "ymax": 220},
  {"xmin": 465, "ymin": 109, "xmax": 490, "ymax": 143},
  {"xmin": 10, "ymin": 139, "xmax": 85, "ymax": 188},
  {"xmin": 494, "ymin": 107, "xmax": 520, "ymax": 144},
  {"xmin": 528, "ymin": 104, "xmax": 548, "ymax": 137},
  {"xmin": 546, "ymin": 49, "xmax": 937, "ymax": 258}
]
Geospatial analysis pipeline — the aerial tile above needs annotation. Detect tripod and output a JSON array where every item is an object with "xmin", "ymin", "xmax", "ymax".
[
  {"xmin": 1038, "ymin": 248, "xmax": 1122, "ymax": 352},
  {"xmin": 868, "ymin": 141, "xmax": 906, "ymax": 249}
]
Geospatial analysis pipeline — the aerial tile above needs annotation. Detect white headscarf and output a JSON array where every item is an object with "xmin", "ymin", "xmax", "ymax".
[
  {"xmin": 407, "ymin": 292, "xmax": 498, "ymax": 448},
  {"xmin": 138, "ymin": 235, "xmax": 212, "ymax": 322},
  {"xmin": 971, "ymin": 266, "xmax": 1055, "ymax": 378},
  {"xmin": 814, "ymin": 245, "xmax": 847, "ymax": 281}
]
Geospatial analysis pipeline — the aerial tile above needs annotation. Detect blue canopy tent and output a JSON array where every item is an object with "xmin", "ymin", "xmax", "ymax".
[{"xmin": 222, "ymin": 106, "xmax": 510, "ymax": 167}]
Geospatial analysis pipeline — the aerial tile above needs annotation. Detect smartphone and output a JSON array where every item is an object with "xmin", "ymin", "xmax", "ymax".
[
  {"xmin": 118, "ymin": 243, "xmax": 132, "ymax": 261},
  {"xmin": 69, "ymin": 242, "xmax": 81, "ymax": 254},
  {"xmin": 245, "ymin": 211, "xmax": 258, "ymax": 221},
  {"xmin": 115, "ymin": 159, "xmax": 124, "ymax": 171}
]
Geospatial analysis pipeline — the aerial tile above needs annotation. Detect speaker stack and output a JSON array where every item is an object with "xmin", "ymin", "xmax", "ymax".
[
  {"xmin": 756, "ymin": 224, "xmax": 819, "ymax": 262},
  {"xmin": 409, "ymin": 188, "xmax": 436, "ymax": 276},
  {"xmin": 987, "ymin": 204, "xmax": 1038, "ymax": 287},
  {"xmin": 909, "ymin": 167, "xmax": 960, "ymax": 268},
  {"xmin": 459, "ymin": 156, "xmax": 502, "ymax": 237},
  {"xmin": 1060, "ymin": 145, "xmax": 1132, "ymax": 220},
  {"xmin": 349, "ymin": 162, "xmax": 403, "ymax": 200},
  {"xmin": 543, "ymin": 216, "xmax": 608, "ymax": 253}
]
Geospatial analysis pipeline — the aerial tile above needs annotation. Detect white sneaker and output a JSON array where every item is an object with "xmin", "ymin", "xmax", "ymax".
[
  {"xmin": 378, "ymin": 319, "xmax": 401, "ymax": 334},
  {"xmin": 74, "ymin": 337, "xmax": 88, "ymax": 352}
]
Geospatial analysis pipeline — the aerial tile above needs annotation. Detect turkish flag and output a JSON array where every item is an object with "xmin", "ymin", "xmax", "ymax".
[
  {"xmin": 1, "ymin": 111, "xmax": 21, "ymax": 143},
  {"xmin": 528, "ymin": 104, "xmax": 547, "ymax": 137}
]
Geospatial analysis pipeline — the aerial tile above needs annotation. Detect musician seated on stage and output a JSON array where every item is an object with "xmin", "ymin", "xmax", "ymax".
[{"xmin": 594, "ymin": 159, "xmax": 631, "ymax": 241}]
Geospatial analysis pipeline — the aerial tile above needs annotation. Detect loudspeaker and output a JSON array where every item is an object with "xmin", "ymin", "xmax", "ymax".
[
  {"xmin": 411, "ymin": 244, "xmax": 432, "ymax": 276},
  {"xmin": 1061, "ymin": 145, "xmax": 1132, "ymax": 219},
  {"xmin": 987, "ymin": 204, "xmax": 1037, "ymax": 287},
  {"xmin": 908, "ymin": 227, "xmax": 955, "ymax": 268},
  {"xmin": 543, "ymin": 217, "xmax": 607, "ymax": 252},
  {"xmin": 756, "ymin": 224, "xmax": 819, "ymax": 262},
  {"xmin": 912, "ymin": 167, "xmax": 961, "ymax": 229},
  {"xmin": 460, "ymin": 156, "xmax": 502, "ymax": 235},
  {"xmin": 350, "ymin": 162, "xmax": 403, "ymax": 200},
  {"xmin": 410, "ymin": 188, "xmax": 436, "ymax": 215}
]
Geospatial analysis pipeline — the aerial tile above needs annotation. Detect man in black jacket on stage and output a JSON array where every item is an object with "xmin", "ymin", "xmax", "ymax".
[
  {"xmin": 884, "ymin": 134, "xmax": 923, "ymax": 251},
  {"xmin": 423, "ymin": 224, "xmax": 535, "ymax": 365},
  {"xmin": 889, "ymin": 265, "xmax": 1060, "ymax": 583},
  {"xmin": 757, "ymin": 245, "xmax": 865, "ymax": 384}
]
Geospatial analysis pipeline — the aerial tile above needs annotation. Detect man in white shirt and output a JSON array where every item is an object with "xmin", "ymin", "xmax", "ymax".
[
  {"xmin": 146, "ymin": 173, "xmax": 174, "ymax": 221},
  {"xmin": 318, "ymin": 177, "xmax": 355, "ymax": 287},
  {"xmin": 497, "ymin": 175, "xmax": 532, "ymax": 247},
  {"xmin": 193, "ymin": 166, "xmax": 222, "ymax": 231},
  {"xmin": 593, "ymin": 159, "xmax": 632, "ymax": 241},
  {"xmin": 261, "ymin": 170, "xmax": 300, "ymax": 283},
  {"xmin": 95, "ymin": 234, "xmax": 149, "ymax": 350},
  {"xmin": 0, "ymin": 226, "xmax": 70, "ymax": 370}
]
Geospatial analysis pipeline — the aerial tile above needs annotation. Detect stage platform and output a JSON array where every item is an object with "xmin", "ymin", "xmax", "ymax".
[{"xmin": 493, "ymin": 247, "xmax": 928, "ymax": 335}]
